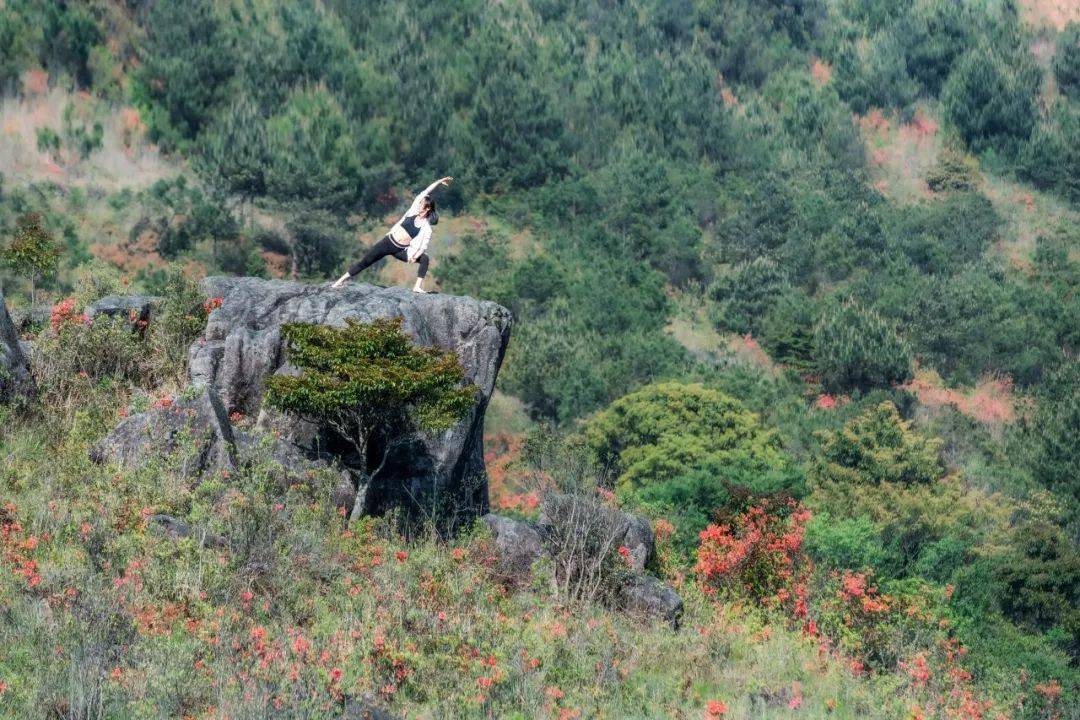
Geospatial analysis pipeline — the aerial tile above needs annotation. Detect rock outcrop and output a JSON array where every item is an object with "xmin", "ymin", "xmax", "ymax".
[
  {"xmin": 0, "ymin": 293, "xmax": 35, "ymax": 403},
  {"xmin": 92, "ymin": 278, "xmax": 512, "ymax": 524},
  {"xmin": 187, "ymin": 277, "xmax": 512, "ymax": 520},
  {"xmin": 483, "ymin": 497, "xmax": 684, "ymax": 628},
  {"xmin": 481, "ymin": 513, "xmax": 544, "ymax": 582}
]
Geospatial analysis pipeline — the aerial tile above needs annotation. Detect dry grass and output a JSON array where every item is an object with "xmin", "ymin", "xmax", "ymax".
[
  {"xmin": 0, "ymin": 83, "xmax": 179, "ymax": 193},
  {"xmin": 1017, "ymin": 0, "xmax": 1080, "ymax": 30},
  {"xmin": 981, "ymin": 173, "xmax": 1079, "ymax": 271},
  {"xmin": 857, "ymin": 106, "xmax": 942, "ymax": 205},
  {"xmin": 901, "ymin": 367, "xmax": 1022, "ymax": 428}
]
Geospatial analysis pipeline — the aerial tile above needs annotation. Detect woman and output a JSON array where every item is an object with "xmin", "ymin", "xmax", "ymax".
[{"xmin": 332, "ymin": 176, "xmax": 453, "ymax": 293}]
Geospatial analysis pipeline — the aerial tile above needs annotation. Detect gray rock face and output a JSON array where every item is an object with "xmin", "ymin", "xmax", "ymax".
[
  {"xmin": 91, "ymin": 386, "xmax": 237, "ymax": 478},
  {"xmin": 187, "ymin": 277, "xmax": 513, "ymax": 520},
  {"xmin": 86, "ymin": 294, "xmax": 163, "ymax": 325},
  {"xmin": 8, "ymin": 304, "xmax": 50, "ymax": 333},
  {"xmin": 481, "ymin": 513, "xmax": 544, "ymax": 582},
  {"xmin": 618, "ymin": 574, "xmax": 684, "ymax": 629},
  {"xmin": 0, "ymin": 293, "xmax": 35, "ymax": 403}
]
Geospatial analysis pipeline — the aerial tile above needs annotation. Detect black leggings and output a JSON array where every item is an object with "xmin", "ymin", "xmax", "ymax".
[{"xmin": 347, "ymin": 235, "xmax": 429, "ymax": 278}]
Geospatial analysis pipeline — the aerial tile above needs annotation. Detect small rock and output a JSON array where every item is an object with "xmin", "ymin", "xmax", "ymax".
[
  {"xmin": 86, "ymin": 294, "xmax": 163, "ymax": 325},
  {"xmin": 8, "ymin": 304, "xmax": 50, "ymax": 333},
  {"xmin": 618, "ymin": 573, "xmax": 684, "ymax": 629},
  {"xmin": 91, "ymin": 385, "xmax": 236, "ymax": 479},
  {"xmin": 149, "ymin": 514, "xmax": 228, "ymax": 550},
  {"xmin": 482, "ymin": 513, "xmax": 544, "ymax": 582},
  {"xmin": 539, "ymin": 493, "xmax": 655, "ymax": 572},
  {"xmin": 344, "ymin": 696, "xmax": 400, "ymax": 720}
]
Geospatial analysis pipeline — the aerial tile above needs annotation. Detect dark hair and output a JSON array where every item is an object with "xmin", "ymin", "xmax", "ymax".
[{"xmin": 424, "ymin": 196, "xmax": 439, "ymax": 225}]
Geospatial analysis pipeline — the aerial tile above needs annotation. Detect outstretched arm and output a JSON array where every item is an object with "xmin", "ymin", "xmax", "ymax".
[{"xmin": 403, "ymin": 176, "xmax": 453, "ymax": 218}]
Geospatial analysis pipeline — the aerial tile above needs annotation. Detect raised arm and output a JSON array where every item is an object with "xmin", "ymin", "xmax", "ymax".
[{"xmin": 403, "ymin": 176, "xmax": 453, "ymax": 218}]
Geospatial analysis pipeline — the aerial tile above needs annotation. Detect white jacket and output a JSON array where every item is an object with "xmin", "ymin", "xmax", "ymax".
[{"xmin": 389, "ymin": 180, "xmax": 441, "ymax": 261}]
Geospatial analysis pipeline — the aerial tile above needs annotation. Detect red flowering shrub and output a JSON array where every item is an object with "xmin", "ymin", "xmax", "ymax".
[
  {"xmin": 812, "ymin": 572, "xmax": 951, "ymax": 672},
  {"xmin": 695, "ymin": 498, "xmax": 812, "ymax": 614},
  {"xmin": 49, "ymin": 297, "xmax": 88, "ymax": 334}
]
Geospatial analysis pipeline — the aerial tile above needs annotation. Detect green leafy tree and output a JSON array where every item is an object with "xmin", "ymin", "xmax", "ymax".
[
  {"xmin": 264, "ymin": 85, "xmax": 363, "ymax": 213},
  {"xmin": 2, "ymin": 213, "xmax": 61, "ymax": 305},
  {"xmin": 133, "ymin": 0, "xmax": 236, "ymax": 149},
  {"xmin": 1025, "ymin": 360, "xmax": 1080, "ymax": 512},
  {"xmin": 264, "ymin": 318, "xmax": 477, "ymax": 514},
  {"xmin": 813, "ymin": 300, "xmax": 913, "ymax": 392},
  {"xmin": 811, "ymin": 402, "xmax": 944, "ymax": 488},
  {"xmin": 709, "ymin": 257, "xmax": 790, "ymax": 336},
  {"xmin": 583, "ymin": 382, "xmax": 802, "ymax": 553}
]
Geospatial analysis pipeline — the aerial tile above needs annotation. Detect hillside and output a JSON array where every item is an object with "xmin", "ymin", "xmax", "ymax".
[{"xmin": 1, "ymin": 0, "xmax": 1079, "ymax": 718}]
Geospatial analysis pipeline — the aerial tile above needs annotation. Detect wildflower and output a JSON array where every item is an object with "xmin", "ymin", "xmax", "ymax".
[
  {"xmin": 788, "ymin": 682, "xmax": 803, "ymax": 709},
  {"xmin": 1034, "ymin": 681, "xmax": 1062, "ymax": 702},
  {"xmin": 437, "ymin": 611, "xmax": 447, "ymax": 622},
  {"xmin": 329, "ymin": 667, "xmax": 343, "ymax": 684},
  {"xmin": 595, "ymin": 487, "xmax": 616, "ymax": 504},
  {"xmin": 617, "ymin": 545, "xmax": 633, "ymax": 567},
  {"xmin": 394, "ymin": 551, "xmax": 408, "ymax": 563},
  {"xmin": 654, "ymin": 518, "xmax": 676, "ymax": 542},
  {"xmin": 204, "ymin": 297, "xmax": 223, "ymax": 314},
  {"xmin": 705, "ymin": 699, "xmax": 728, "ymax": 719}
]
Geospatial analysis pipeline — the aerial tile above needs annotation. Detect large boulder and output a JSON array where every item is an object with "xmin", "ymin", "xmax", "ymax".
[
  {"xmin": 0, "ymin": 293, "xmax": 35, "ymax": 403},
  {"xmin": 485, "ymin": 501, "xmax": 683, "ymax": 629},
  {"xmin": 188, "ymin": 277, "xmax": 513, "ymax": 520},
  {"xmin": 618, "ymin": 573, "xmax": 684, "ymax": 629}
]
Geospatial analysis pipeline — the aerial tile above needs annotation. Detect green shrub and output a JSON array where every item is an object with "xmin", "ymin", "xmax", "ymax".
[
  {"xmin": 1024, "ymin": 360, "xmax": 1080, "ymax": 511},
  {"xmin": 2, "ymin": 213, "xmax": 61, "ymax": 305},
  {"xmin": 582, "ymin": 382, "xmax": 802, "ymax": 554},
  {"xmin": 709, "ymin": 257, "xmax": 789, "ymax": 336},
  {"xmin": 805, "ymin": 513, "xmax": 890, "ymax": 572},
  {"xmin": 264, "ymin": 318, "xmax": 476, "ymax": 516},
  {"xmin": 925, "ymin": 146, "xmax": 980, "ymax": 192},
  {"xmin": 942, "ymin": 44, "xmax": 1040, "ymax": 153},
  {"xmin": 1019, "ymin": 101, "xmax": 1080, "ymax": 203},
  {"xmin": 813, "ymin": 300, "xmax": 913, "ymax": 393},
  {"xmin": 811, "ymin": 402, "xmax": 943, "ymax": 487}
]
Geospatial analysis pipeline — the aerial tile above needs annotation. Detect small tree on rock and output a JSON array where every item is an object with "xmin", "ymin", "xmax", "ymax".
[
  {"xmin": 264, "ymin": 318, "xmax": 477, "ymax": 515},
  {"xmin": 2, "ymin": 213, "xmax": 61, "ymax": 305}
]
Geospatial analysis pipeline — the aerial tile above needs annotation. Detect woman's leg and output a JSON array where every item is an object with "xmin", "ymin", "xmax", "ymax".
[
  {"xmin": 347, "ymin": 236, "xmax": 398, "ymax": 277},
  {"xmin": 390, "ymin": 249, "xmax": 431, "ymax": 292},
  {"xmin": 412, "ymin": 253, "xmax": 430, "ymax": 292}
]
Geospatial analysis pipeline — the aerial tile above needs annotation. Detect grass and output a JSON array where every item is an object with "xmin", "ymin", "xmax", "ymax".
[{"xmin": 0, "ymin": 404, "xmax": 926, "ymax": 720}]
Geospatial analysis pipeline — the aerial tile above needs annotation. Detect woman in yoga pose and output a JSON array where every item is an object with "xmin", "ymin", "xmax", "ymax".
[{"xmin": 331, "ymin": 176, "xmax": 453, "ymax": 293}]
